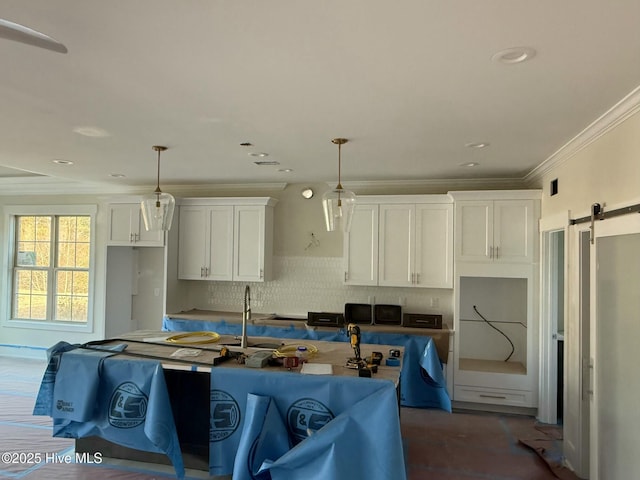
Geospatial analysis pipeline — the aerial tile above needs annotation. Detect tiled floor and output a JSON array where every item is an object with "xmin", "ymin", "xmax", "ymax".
[{"xmin": 402, "ymin": 407, "xmax": 575, "ymax": 480}]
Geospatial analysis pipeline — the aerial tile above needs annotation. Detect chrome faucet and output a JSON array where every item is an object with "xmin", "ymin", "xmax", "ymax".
[{"xmin": 241, "ymin": 285, "xmax": 251, "ymax": 348}]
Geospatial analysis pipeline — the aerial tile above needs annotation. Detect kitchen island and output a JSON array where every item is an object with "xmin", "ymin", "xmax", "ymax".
[
  {"xmin": 35, "ymin": 331, "xmax": 406, "ymax": 479},
  {"xmin": 163, "ymin": 309, "xmax": 451, "ymax": 412}
]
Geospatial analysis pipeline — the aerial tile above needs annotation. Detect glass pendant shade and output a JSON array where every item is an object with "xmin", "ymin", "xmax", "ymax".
[
  {"xmin": 141, "ymin": 191, "xmax": 175, "ymax": 231},
  {"xmin": 323, "ymin": 138, "xmax": 356, "ymax": 232},
  {"xmin": 141, "ymin": 145, "xmax": 174, "ymax": 231},
  {"xmin": 322, "ymin": 187, "xmax": 356, "ymax": 232}
]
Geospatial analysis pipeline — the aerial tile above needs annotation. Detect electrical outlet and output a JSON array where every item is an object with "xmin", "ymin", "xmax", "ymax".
[{"xmin": 430, "ymin": 297, "xmax": 439, "ymax": 308}]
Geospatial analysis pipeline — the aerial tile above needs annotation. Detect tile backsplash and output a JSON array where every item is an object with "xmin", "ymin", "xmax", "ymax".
[{"xmin": 181, "ymin": 256, "xmax": 453, "ymax": 326}]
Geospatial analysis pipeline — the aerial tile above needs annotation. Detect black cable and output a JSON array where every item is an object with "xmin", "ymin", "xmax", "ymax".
[{"xmin": 473, "ymin": 305, "xmax": 515, "ymax": 362}]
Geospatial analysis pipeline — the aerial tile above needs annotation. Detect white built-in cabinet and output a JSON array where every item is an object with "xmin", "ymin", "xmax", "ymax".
[
  {"xmin": 107, "ymin": 202, "xmax": 164, "ymax": 247},
  {"xmin": 455, "ymin": 199, "xmax": 535, "ymax": 264},
  {"xmin": 449, "ymin": 190, "xmax": 541, "ymax": 409},
  {"xmin": 177, "ymin": 197, "xmax": 276, "ymax": 282},
  {"xmin": 344, "ymin": 195, "xmax": 453, "ymax": 289}
]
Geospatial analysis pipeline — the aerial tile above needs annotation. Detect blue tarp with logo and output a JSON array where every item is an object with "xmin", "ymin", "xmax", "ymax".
[
  {"xmin": 33, "ymin": 342, "xmax": 185, "ymax": 479},
  {"xmin": 209, "ymin": 367, "xmax": 406, "ymax": 479},
  {"xmin": 163, "ymin": 316, "xmax": 451, "ymax": 411}
]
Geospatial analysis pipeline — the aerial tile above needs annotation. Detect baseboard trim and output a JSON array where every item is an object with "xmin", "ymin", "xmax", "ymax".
[{"xmin": 452, "ymin": 400, "xmax": 538, "ymax": 417}]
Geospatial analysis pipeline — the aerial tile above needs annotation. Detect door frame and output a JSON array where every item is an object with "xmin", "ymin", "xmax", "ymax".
[{"xmin": 538, "ymin": 213, "xmax": 568, "ymax": 424}]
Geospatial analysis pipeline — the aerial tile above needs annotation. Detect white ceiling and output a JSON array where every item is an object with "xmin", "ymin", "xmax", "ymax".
[{"xmin": 1, "ymin": 1, "xmax": 639, "ymax": 192}]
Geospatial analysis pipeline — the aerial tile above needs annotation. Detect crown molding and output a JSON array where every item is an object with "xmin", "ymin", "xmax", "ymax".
[
  {"xmin": 341, "ymin": 177, "xmax": 528, "ymax": 194},
  {"xmin": 525, "ymin": 84, "xmax": 640, "ymax": 183},
  {"xmin": 0, "ymin": 177, "xmax": 288, "ymax": 197}
]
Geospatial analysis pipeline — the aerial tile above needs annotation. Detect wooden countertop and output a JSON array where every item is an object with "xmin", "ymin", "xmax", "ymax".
[
  {"xmin": 166, "ymin": 309, "xmax": 452, "ymax": 363},
  {"xmin": 98, "ymin": 330, "xmax": 404, "ymax": 385}
]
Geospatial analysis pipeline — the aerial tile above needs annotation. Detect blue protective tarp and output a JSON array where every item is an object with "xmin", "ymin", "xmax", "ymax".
[
  {"xmin": 209, "ymin": 367, "xmax": 406, "ymax": 480},
  {"xmin": 164, "ymin": 316, "xmax": 451, "ymax": 411},
  {"xmin": 33, "ymin": 343, "xmax": 185, "ymax": 480}
]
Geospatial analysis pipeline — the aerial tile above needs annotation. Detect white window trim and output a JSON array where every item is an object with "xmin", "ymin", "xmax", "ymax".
[{"xmin": 1, "ymin": 205, "xmax": 98, "ymax": 333}]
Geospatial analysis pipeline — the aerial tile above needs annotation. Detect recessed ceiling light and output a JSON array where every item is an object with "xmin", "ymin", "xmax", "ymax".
[
  {"xmin": 459, "ymin": 162, "xmax": 480, "ymax": 167},
  {"xmin": 492, "ymin": 47, "xmax": 536, "ymax": 65},
  {"xmin": 52, "ymin": 159, "xmax": 73, "ymax": 165},
  {"xmin": 109, "ymin": 173, "xmax": 126, "ymax": 178},
  {"xmin": 465, "ymin": 142, "xmax": 489, "ymax": 149},
  {"xmin": 254, "ymin": 161, "xmax": 280, "ymax": 166},
  {"xmin": 72, "ymin": 126, "xmax": 111, "ymax": 137},
  {"xmin": 278, "ymin": 168, "xmax": 293, "ymax": 173},
  {"xmin": 249, "ymin": 152, "xmax": 269, "ymax": 157}
]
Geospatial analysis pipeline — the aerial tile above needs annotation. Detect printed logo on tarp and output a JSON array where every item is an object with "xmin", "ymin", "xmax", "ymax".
[
  {"xmin": 43, "ymin": 355, "xmax": 61, "ymax": 384},
  {"xmin": 287, "ymin": 398, "xmax": 334, "ymax": 444},
  {"xmin": 210, "ymin": 390, "xmax": 240, "ymax": 442},
  {"xmin": 108, "ymin": 382, "xmax": 148, "ymax": 428},
  {"xmin": 56, "ymin": 399, "xmax": 74, "ymax": 413},
  {"xmin": 419, "ymin": 366, "xmax": 439, "ymax": 387}
]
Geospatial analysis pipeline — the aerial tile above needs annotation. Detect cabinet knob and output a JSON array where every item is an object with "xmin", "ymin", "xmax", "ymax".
[
  {"xmin": 344, "ymin": 272, "xmax": 348, "ymax": 282},
  {"xmin": 200, "ymin": 267, "xmax": 204, "ymax": 277},
  {"xmin": 495, "ymin": 246, "xmax": 499, "ymax": 259},
  {"xmin": 130, "ymin": 232, "xmax": 134, "ymax": 242}
]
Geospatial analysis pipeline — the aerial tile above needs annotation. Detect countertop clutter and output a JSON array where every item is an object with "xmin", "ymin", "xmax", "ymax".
[{"xmin": 166, "ymin": 308, "xmax": 452, "ymax": 364}]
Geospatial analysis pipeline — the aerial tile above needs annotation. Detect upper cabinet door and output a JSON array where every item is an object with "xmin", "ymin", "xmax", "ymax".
[
  {"xmin": 233, "ymin": 206, "xmax": 266, "ymax": 282},
  {"xmin": 454, "ymin": 197, "xmax": 538, "ymax": 265},
  {"xmin": 344, "ymin": 204, "xmax": 379, "ymax": 286},
  {"xmin": 108, "ymin": 203, "xmax": 164, "ymax": 247},
  {"xmin": 456, "ymin": 201, "xmax": 493, "ymax": 263},
  {"xmin": 415, "ymin": 203, "xmax": 454, "ymax": 288},
  {"xmin": 178, "ymin": 206, "xmax": 209, "ymax": 280},
  {"xmin": 207, "ymin": 206, "xmax": 234, "ymax": 281},
  {"xmin": 493, "ymin": 200, "xmax": 535, "ymax": 264},
  {"xmin": 378, "ymin": 204, "xmax": 414, "ymax": 287}
]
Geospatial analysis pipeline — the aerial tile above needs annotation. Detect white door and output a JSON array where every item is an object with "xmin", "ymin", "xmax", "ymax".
[
  {"xmin": 234, "ymin": 206, "xmax": 264, "ymax": 282},
  {"xmin": 344, "ymin": 204, "xmax": 378, "ymax": 285},
  {"xmin": 414, "ymin": 203, "xmax": 453, "ymax": 288},
  {"xmin": 590, "ymin": 213, "xmax": 640, "ymax": 479},
  {"xmin": 378, "ymin": 204, "xmax": 414, "ymax": 287},
  {"xmin": 178, "ymin": 206, "xmax": 208, "ymax": 279},
  {"xmin": 493, "ymin": 200, "xmax": 534, "ymax": 263},
  {"xmin": 207, "ymin": 207, "xmax": 234, "ymax": 281},
  {"xmin": 456, "ymin": 201, "xmax": 493, "ymax": 262}
]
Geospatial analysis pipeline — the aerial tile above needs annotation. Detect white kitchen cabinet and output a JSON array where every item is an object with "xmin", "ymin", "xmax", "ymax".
[
  {"xmin": 177, "ymin": 198, "xmax": 276, "ymax": 282},
  {"xmin": 450, "ymin": 191, "xmax": 541, "ymax": 410},
  {"xmin": 178, "ymin": 206, "xmax": 233, "ymax": 280},
  {"xmin": 452, "ymin": 269, "xmax": 539, "ymax": 409},
  {"xmin": 379, "ymin": 202, "xmax": 453, "ymax": 288},
  {"xmin": 343, "ymin": 195, "xmax": 453, "ymax": 288},
  {"xmin": 107, "ymin": 203, "xmax": 164, "ymax": 247},
  {"xmin": 452, "ymin": 191, "xmax": 540, "ymax": 264},
  {"xmin": 344, "ymin": 204, "xmax": 379, "ymax": 286}
]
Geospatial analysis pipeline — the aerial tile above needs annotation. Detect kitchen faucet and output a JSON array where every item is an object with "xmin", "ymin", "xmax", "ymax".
[{"xmin": 241, "ymin": 285, "xmax": 251, "ymax": 348}]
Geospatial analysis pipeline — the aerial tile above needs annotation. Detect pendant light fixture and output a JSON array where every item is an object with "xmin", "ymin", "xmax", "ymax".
[
  {"xmin": 322, "ymin": 138, "xmax": 356, "ymax": 232},
  {"xmin": 141, "ymin": 145, "xmax": 175, "ymax": 231}
]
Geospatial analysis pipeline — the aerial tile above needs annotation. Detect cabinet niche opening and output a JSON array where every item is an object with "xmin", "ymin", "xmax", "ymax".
[{"xmin": 459, "ymin": 276, "xmax": 528, "ymax": 375}]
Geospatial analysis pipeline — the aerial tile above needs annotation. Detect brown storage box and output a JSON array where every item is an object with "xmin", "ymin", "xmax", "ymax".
[
  {"xmin": 344, "ymin": 303, "xmax": 372, "ymax": 324},
  {"xmin": 374, "ymin": 304, "xmax": 402, "ymax": 325},
  {"xmin": 403, "ymin": 313, "xmax": 443, "ymax": 329}
]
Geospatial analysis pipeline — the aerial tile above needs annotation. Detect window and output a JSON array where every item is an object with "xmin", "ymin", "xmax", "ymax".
[{"xmin": 5, "ymin": 205, "xmax": 96, "ymax": 331}]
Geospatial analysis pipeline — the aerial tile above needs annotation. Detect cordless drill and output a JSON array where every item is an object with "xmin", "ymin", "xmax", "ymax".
[{"xmin": 346, "ymin": 323, "xmax": 366, "ymax": 370}]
